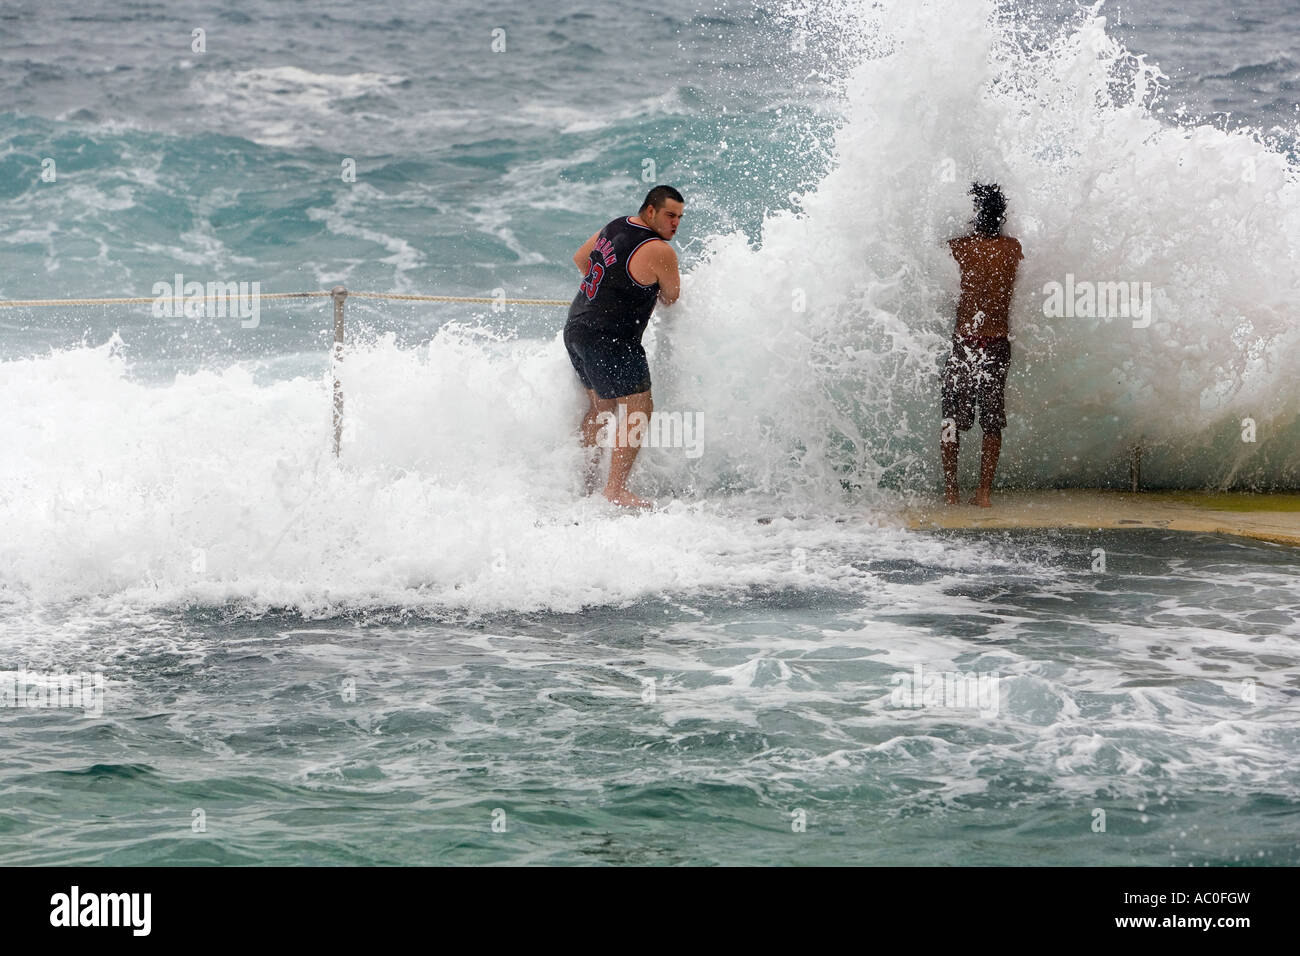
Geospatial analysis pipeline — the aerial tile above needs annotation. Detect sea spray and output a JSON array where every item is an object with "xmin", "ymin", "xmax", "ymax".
[
  {"xmin": 658, "ymin": 0, "xmax": 1300, "ymax": 493},
  {"xmin": 3, "ymin": 0, "xmax": 1300, "ymax": 615}
]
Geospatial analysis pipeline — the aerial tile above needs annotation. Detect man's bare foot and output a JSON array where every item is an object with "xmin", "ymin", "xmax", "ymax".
[
  {"xmin": 944, "ymin": 490, "xmax": 960, "ymax": 506},
  {"xmin": 969, "ymin": 491, "xmax": 992, "ymax": 508},
  {"xmin": 604, "ymin": 488, "xmax": 654, "ymax": 509}
]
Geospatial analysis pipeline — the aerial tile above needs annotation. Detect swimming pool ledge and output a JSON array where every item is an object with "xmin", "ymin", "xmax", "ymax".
[{"xmin": 900, "ymin": 490, "xmax": 1300, "ymax": 547}]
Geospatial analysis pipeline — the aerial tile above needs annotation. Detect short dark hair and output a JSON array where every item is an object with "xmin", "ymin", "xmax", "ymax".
[
  {"xmin": 970, "ymin": 182, "xmax": 1007, "ymax": 236},
  {"xmin": 641, "ymin": 185, "xmax": 684, "ymax": 213}
]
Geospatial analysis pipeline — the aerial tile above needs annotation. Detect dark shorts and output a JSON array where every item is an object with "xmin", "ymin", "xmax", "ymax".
[
  {"xmin": 563, "ymin": 324, "xmax": 651, "ymax": 400},
  {"xmin": 941, "ymin": 335, "xmax": 1010, "ymax": 433}
]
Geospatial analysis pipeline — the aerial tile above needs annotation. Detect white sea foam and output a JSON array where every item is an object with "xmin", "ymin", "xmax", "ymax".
[
  {"xmin": 4, "ymin": 1, "xmax": 1299, "ymax": 615},
  {"xmin": 662, "ymin": 0, "xmax": 1300, "ymax": 492},
  {"xmin": 189, "ymin": 66, "xmax": 409, "ymax": 148},
  {"xmin": 1, "ymin": 328, "xmax": 981, "ymax": 611}
]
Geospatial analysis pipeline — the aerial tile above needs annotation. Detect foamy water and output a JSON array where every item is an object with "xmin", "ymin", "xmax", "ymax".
[
  {"xmin": 1, "ymin": 0, "xmax": 1297, "ymax": 867},
  {"xmin": 6, "ymin": 3, "xmax": 1300, "ymax": 623}
]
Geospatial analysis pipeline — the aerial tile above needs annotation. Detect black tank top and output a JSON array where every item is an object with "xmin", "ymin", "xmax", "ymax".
[{"xmin": 565, "ymin": 217, "xmax": 662, "ymax": 341}]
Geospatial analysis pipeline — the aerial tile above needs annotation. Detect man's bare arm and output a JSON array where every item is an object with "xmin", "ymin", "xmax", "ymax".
[
  {"xmin": 655, "ymin": 243, "xmax": 681, "ymax": 305},
  {"xmin": 573, "ymin": 231, "xmax": 600, "ymax": 273}
]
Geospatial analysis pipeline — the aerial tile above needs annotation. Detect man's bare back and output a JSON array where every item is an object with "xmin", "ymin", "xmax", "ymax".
[{"xmin": 948, "ymin": 234, "xmax": 1023, "ymax": 338}]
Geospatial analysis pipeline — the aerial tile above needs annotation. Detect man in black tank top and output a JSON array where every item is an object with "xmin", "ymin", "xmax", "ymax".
[{"xmin": 564, "ymin": 185, "xmax": 683, "ymax": 508}]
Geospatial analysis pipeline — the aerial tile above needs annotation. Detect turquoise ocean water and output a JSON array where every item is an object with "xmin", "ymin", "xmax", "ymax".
[{"xmin": 1, "ymin": 0, "xmax": 1298, "ymax": 864}]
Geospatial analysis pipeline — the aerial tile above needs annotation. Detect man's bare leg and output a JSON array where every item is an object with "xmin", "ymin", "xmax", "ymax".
[
  {"xmin": 605, "ymin": 389, "xmax": 653, "ymax": 509},
  {"xmin": 942, "ymin": 431, "xmax": 960, "ymax": 505},
  {"xmin": 577, "ymin": 389, "xmax": 606, "ymax": 495},
  {"xmin": 971, "ymin": 429, "xmax": 1001, "ymax": 508}
]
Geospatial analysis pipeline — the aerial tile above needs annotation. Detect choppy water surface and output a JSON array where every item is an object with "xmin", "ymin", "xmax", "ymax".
[{"xmin": 3, "ymin": 529, "xmax": 1296, "ymax": 865}]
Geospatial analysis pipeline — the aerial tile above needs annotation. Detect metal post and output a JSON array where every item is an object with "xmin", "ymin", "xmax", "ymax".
[
  {"xmin": 1130, "ymin": 443, "xmax": 1142, "ymax": 493},
  {"xmin": 331, "ymin": 286, "xmax": 347, "ymax": 456}
]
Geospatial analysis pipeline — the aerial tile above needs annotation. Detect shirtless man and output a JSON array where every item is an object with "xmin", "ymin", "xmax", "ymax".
[
  {"xmin": 564, "ymin": 185, "xmax": 683, "ymax": 508},
  {"xmin": 942, "ymin": 183, "xmax": 1023, "ymax": 508}
]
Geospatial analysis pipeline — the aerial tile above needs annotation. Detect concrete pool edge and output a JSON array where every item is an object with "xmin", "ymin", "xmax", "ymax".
[{"xmin": 896, "ymin": 490, "xmax": 1300, "ymax": 548}]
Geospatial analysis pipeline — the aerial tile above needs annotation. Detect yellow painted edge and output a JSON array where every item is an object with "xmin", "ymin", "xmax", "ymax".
[{"xmin": 893, "ymin": 490, "xmax": 1300, "ymax": 548}]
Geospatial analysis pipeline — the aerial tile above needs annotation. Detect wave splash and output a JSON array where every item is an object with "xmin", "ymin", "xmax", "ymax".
[{"xmin": 4, "ymin": 0, "xmax": 1299, "ymax": 611}]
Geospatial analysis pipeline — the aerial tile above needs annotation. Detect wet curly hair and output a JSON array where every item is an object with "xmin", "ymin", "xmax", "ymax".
[{"xmin": 970, "ymin": 182, "xmax": 1007, "ymax": 236}]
